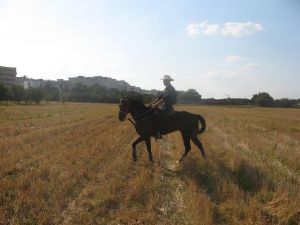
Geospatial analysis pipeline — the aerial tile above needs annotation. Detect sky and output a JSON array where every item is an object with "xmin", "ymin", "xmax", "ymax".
[{"xmin": 0, "ymin": 0, "xmax": 299, "ymax": 98}]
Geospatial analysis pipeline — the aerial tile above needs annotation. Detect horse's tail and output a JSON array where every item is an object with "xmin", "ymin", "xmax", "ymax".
[{"xmin": 196, "ymin": 114, "xmax": 206, "ymax": 134}]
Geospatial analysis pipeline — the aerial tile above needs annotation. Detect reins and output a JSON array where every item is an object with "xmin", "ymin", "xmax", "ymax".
[
  {"xmin": 127, "ymin": 116, "xmax": 137, "ymax": 127},
  {"xmin": 126, "ymin": 109, "xmax": 154, "ymax": 129}
]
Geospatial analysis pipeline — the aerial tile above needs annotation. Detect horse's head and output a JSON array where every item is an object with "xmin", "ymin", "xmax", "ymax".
[
  {"xmin": 118, "ymin": 96, "xmax": 130, "ymax": 121},
  {"xmin": 118, "ymin": 96, "xmax": 149, "ymax": 121}
]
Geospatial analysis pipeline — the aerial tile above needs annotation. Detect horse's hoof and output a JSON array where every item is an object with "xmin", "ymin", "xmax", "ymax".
[{"xmin": 133, "ymin": 157, "xmax": 137, "ymax": 162}]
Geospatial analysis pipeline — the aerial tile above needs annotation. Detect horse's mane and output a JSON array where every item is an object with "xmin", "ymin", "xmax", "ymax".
[{"xmin": 127, "ymin": 98, "xmax": 149, "ymax": 111}]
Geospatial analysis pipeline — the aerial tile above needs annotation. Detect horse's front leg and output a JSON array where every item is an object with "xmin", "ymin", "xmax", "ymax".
[
  {"xmin": 145, "ymin": 137, "xmax": 153, "ymax": 162},
  {"xmin": 132, "ymin": 136, "xmax": 144, "ymax": 161}
]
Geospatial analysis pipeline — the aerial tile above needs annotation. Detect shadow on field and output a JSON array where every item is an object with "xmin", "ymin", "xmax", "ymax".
[
  {"xmin": 177, "ymin": 157, "xmax": 274, "ymax": 201},
  {"xmin": 175, "ymin": 157, "xmax": 276, "ymax": 224}
]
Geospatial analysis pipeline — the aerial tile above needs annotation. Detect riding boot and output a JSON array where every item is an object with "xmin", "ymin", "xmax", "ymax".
[
  {"xmin": 156, "ymin": 121, "xmax": 163, "ymax": 139},
  {"xmin": 155, "ymin": 131, "xmax": 162, "ymax": 139},
  {"xmin": 153, "ymin": 120, "xmax": 162, "ymax": 139}
]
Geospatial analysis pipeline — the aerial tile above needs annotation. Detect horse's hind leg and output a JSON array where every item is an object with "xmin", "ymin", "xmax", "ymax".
[
  {"xmin": 191, "ymin": 135, "xmax": 207, "ymax": 159},
  {"xmin": 178, "ymin": 134, "xmax": 191, "ymax": 162},
  {"xmin": 132, "ymin": 136, "xmax": 144, "ymax": 161},
  {"xmin": 145, "ymin": 138, "xmax": 153, "ymax": 162}
]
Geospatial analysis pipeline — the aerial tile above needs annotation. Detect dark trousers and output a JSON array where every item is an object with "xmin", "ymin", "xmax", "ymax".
[{"xmin": 151, "ymin": 107, "xmax": 173, "ymax": 136}]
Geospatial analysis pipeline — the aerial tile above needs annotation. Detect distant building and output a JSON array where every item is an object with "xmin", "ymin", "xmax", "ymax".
[
  {"xmin": 0, "ymin": 66, "xmax": 17, "ymax": 86},
  {"xmin": 16, "ymin": 76, "xmax": 27, "ymax": 87},
  {"xmin": 1, "ymin": 69, "xmax": 157, "ymax": 95},
  {"xmin": 24, "ymin": 78, "xmax": 44, "ymax": 89},
  {"xmin": 14, "ymin": 76, "xmax": 45, "ymax": 89},
  {"xmin": 68, "ymin": 76, "xmax": 144, "ymax": 92}
]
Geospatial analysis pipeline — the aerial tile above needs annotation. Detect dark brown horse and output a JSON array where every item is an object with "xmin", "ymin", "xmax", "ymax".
[{"xmin": 118, "ymin": 97, "xmax": 207, "ymax": 162}]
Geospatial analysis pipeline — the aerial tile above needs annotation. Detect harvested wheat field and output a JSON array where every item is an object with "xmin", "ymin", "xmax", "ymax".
[{"xmin": 0, "ymin": 103, "xmax": 299, "ymax": 225}]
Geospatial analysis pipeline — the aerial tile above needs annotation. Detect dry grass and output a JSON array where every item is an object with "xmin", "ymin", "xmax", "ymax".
[{"xmin": 0, "ymin": 103, "xmax": 299, "ymax": 225}]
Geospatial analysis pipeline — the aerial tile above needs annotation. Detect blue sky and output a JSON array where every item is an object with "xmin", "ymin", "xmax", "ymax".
[{"xmin": 0, "ymin": 0, "xmax": 299, "ymax": 98}]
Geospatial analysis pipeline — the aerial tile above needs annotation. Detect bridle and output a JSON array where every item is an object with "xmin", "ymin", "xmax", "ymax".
[
  {"xmin": 119, "ymin": 100, "xmax": 137, "ymax": 127},
  {"xmin": 119, "ymin": 98, "xmax": 153, "ymax": 127},
  {"xmin": 119, "ymin": 104, "xmax": 129, "ymax": 118}
]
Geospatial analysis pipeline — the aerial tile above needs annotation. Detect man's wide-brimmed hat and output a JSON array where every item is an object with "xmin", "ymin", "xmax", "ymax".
[{"xmin": 161, "ymin": 75, "xmax": 174, "ymax": 81}]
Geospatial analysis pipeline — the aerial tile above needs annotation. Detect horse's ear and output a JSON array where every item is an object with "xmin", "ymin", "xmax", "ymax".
[{"xmin": 120, "ymin": 95, "xmax": 124, "ymax": 104}]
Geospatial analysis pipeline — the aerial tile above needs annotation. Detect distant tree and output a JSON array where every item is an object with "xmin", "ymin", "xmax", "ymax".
[
  {"xmin": 42, "ymin": 82, "xmax": 59, "ymax": 102},
  {"xmin": 251, "ymin": 92, "xmax": 274, "ymax": 107},
  {"xmin": 69, "ymin": 83, "xmax": 89, "ymax": 102},
  {"xmin": 274, "ymin": 98, "xmax": 296, "ymax": 108},
  {"xmin": 126, "ymin": 91, "xmax": 144, "ymax": 103},
  {"xmin": 88, "ymin": 84, "xmax": 108, "ymax": 102},
  {"xmin": 0, "ymin": 83, "xmax": 8, "ymax": 101},
  {"xmin": 30, "ymin": 88, "xmax": 44, "ymax": 104},
  {"xmin": 24, "ymin": 89, "xmax": 31, "ymax": 104},
  {"xmin": 182, "ymin": 89, "xmax": 201, "ymax": 103},
  {"xmin": 60, "ymin": 94, "xmax": 66, "ymax": 104},
  {"xmin": 10, "ymin": 85, "xmax": 25, "ymax": 103},
  {"xmin": 60, "ymin": 82, "xmax": 155, "ymax": 104},
  {"xmin": 143, "ymin": 94, "xmax": 155, "ymax": 104}
]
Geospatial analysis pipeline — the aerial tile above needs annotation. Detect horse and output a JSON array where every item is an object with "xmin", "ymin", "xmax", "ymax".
[{"xmin": 118, "ymin": 97, "xmax": 207, "ymax": 162}]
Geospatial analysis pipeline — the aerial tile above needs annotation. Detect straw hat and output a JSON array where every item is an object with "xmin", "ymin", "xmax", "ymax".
[{"xmin": 161, "ymin": 75, "xmax": 174, "ymax": 81}]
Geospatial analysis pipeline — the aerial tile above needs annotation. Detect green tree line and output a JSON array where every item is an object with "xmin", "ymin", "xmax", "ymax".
[
  {"xmin": 0, "ymin": 82, "xmax": 155, "ymax": 104},
  {"xmin": 201, "ymin": 92, "xmax": 299, "ymax": 108},
  {"xmin": 0, "ymin": 83, "xmax": 44, "ymax": 104},
  {"xmin": 0, "ymin": 82, "xmax": 299, "ymax": 107}
]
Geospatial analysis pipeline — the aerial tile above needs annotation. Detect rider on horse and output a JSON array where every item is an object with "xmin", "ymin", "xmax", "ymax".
[
  {"xmin": 118, "ymin": 79, "xmax": 207, "ymax": 161},
  {"xmin": 149, "ymin": 75, "xmax": 177, "ymax": 138}
]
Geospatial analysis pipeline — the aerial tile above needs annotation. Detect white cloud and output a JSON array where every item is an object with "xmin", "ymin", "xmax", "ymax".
[
  {"xmin": 186, "ymin": 21, "xmax": 263, "ymax": 37},
  {"xmin": 199, "ymin": 21, "xmax": 220, "ymax": 35},
  {"xmin": 205, "ymin": 69, "xmax": 240, "ymax": 79},
  {"xmin": 204, "ymin": 63, "xmax": 259, "ymax": 79},
  {"xmin": 225, "ymin": 55, "xmax": 246, "ymax": 62},
  {"xmin": 186, "ymin": 23, "xmax": 201, "ymax": 36},
  {"xmin": 221, "ymin": 22, "xmax": 263, "ymax": 37},
  {"xmin": 186, "ymin": 21, "xmax": 219, "ymax": 36}
]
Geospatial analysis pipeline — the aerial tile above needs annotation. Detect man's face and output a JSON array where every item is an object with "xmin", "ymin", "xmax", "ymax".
[{"xmin": 163, "ymin": 80, "xmax": 170, "ymax": 86}]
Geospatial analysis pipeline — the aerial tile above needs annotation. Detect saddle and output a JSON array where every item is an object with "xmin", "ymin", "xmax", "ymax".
[
  {"xmin": 156, "ymin": 108, "xmax": 176, "ymax": 121},
  {"xmin": 136, "ymin": 109, "xmax": 177, "ymax": 139}
]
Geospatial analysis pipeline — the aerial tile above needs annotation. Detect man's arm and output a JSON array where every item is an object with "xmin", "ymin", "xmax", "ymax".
[
  {"xmin": 150, "ymin": 98, "xmax": 159, "ymax": 105},
  {"xmin": 151, "ymin": 97, "xmax": 164, "ymax": 108},
  {"xmin": 149, "ymin": 92, "xmax": 164, "ymax": 107},
  {"xmin": 151, "ymin": 91, "xmax": 170, "ymax": 108}
]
